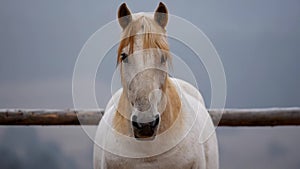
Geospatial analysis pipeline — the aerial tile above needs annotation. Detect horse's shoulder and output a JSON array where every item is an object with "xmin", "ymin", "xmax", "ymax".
[{"xmin": 169, "ymin": 78, "xmax": 215, "ymax": 142}]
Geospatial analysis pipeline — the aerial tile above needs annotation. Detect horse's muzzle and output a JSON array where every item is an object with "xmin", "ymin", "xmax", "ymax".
[{"xmin": 131, "ymin": 114, "xmax": 160, "ymax": 140}]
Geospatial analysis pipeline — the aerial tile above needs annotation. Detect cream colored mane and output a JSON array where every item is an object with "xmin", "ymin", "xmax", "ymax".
[{"xmin": 117, "ymin": 14, "xmax": 170, "ymax": 65}]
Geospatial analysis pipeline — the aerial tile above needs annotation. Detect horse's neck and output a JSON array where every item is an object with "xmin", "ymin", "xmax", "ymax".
[
  {"xmin": 113, "ymin": 77, "xmax": 182, "ymax": 136},
  {"xmin": 113, "ymin": 92, "xmax": 132, "ymax": 136},
  {"xmin": 158, "ymin": 77, "xmax": 182, "ymax": 134}
]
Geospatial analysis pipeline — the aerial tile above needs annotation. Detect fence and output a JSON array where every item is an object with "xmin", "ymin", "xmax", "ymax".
[{"xmin": 1, "ymin": 107, "xmax": 300, "ymax": 126}]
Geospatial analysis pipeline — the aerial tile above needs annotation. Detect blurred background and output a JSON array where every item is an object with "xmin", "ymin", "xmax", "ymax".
[{"xmin": 0, "ymin": 0, "xmax": 300, "ymax": 169}]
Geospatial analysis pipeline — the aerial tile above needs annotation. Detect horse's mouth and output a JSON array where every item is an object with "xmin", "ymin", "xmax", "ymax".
[{"xmin": 133, "ymin": 128, "xmax": 158, "ymax": 141}]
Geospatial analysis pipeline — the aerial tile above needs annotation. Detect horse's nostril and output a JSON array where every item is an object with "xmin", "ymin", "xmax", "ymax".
[
  {"xmin": 150, "ymin": 115, "xmax": 160, "ymax": 128},
  {"xmin": 132, "ymin": 121, "xmax": 143, "ymax": 129},
  {"xmin": 131, "ymin": 115, "xmax": 142, "ymax": 129}
]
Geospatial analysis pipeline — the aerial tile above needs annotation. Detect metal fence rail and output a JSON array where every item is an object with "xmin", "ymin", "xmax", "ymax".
[{"xmin": 0, "ymin": 107, "xmax": 300, "ymax": 126}]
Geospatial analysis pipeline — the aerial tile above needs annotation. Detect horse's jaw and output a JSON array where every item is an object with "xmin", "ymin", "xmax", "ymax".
[{"xmin": 134, "ymin": 135, "xmax": 156, "ymax": 141}]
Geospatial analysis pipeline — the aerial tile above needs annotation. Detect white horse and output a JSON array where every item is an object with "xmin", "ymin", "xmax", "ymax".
[{"xmin": 94, "ymin": 2, "xmax": 219, "ymax": 169}]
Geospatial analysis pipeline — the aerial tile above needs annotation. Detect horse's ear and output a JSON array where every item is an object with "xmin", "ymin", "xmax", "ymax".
[
  {"xmin": 118, "ymin": 3, "xmax": 132, "ymax": 29},
  {"xmin": 154, "ymin": 2, "xmax": 168, "ymax": 28}
]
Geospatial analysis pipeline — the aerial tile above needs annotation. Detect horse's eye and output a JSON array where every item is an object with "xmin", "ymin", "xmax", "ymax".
[
  {"xmin": 121, "ymin": 53, "xmax": 128, "ymax": 63},
  {"xmin": 161, "ymin": 55, "xmax": 167, "ymax": 64}
]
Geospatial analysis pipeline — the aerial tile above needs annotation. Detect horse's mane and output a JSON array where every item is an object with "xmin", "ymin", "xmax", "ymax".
[{"xmin": 117, "ymin": 15, "xmax": 171, "ymax": 64}]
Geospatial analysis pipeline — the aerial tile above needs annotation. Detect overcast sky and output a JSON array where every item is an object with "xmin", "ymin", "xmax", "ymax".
[{"xmin": 0, "ymin": 1, "xmax": 300, "ymax": 169}]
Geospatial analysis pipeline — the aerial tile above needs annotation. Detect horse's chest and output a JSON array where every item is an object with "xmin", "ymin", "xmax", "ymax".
[{"xmin": 105, "ymin": 139, "xmax": 204, "ymax": 169}]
